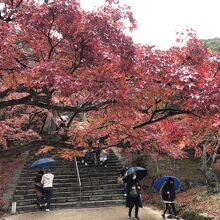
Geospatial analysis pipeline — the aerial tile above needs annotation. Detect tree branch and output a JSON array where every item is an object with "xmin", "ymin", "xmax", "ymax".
[
  {"xmin": 134, "ymin": 108, "xmax": 199, "ymax": 129},
  {"xmin": 0, "ymin": 136, "xmax": 76, "ymax": 158}
]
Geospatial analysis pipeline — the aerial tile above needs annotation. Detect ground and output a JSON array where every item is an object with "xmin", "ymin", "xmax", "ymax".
[{"xmin": 1, "ymin": 206, "xmax": 164, "ymax": 220}]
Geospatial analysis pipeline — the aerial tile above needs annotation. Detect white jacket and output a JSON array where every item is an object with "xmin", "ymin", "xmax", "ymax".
[{"xmin": 41, "ymin": 173, "xmax": 54, "ymax": 188}]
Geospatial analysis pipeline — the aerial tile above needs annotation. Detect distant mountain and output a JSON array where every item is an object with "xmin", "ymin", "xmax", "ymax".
[{"xmin": 204, "ymin": 38, "xmax": 220, "ymax": 52}]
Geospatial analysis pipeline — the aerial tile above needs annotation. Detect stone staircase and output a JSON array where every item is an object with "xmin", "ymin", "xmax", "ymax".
[{"xmin": 13, "ymin": 150, "xmax": 124, "ymax": 212}]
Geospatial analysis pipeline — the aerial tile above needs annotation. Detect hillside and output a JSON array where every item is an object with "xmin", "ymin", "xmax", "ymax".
[{"xmin": 204, "ymin": 38, "xmax": 220, "ymax": 52}]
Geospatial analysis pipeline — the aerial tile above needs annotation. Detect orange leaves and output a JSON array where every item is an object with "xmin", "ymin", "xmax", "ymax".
[
  {"xmin": 59, "ymin": 149, "xmax": 84, "ymax": 160},
  {"xmin": 2, "ymin": 74, "xmax": 17, "ymax": 89},
  {"xmin": 1, "ymin": 72, "xmax": 30, "ymax": 89},
  {"xmin": 36, "ymin": 146, "xmax": 54, "ymax": 156}
]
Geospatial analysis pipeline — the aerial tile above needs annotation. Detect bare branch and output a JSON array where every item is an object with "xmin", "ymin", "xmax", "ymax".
[{"xmin": 134, "ymin": 109, "xmax": 199, "ymax": 129}]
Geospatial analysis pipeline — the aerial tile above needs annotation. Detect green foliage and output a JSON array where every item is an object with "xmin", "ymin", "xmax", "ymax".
[{"xmin": 204, "ymin": 38, "xmax": 220, "ymax": 52}]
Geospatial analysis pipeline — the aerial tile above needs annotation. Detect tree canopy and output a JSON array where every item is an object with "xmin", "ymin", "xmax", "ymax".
[{"xmin": 0, "ymin": 0, "xmax": 219, "ymax": 169}]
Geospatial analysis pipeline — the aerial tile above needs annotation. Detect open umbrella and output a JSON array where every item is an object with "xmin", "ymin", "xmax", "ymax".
[
  {"xmin": 123, "ymin": 166, "xmax": 148, "ymax": 183},
  {"xmin": 153, "ymin": 176, "xmax": 181, "ymax": 193},
  {"xmin": 31, "ymin": 158, "xmax": 55, "ymax": 168}
]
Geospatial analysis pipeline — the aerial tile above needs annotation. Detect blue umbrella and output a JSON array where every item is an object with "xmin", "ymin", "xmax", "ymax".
[
  {"xmin": 123, "ymin": 167, "xmax": 148, "ymax": 183},
  {"xmin": 153, "ymin": 176, "xmax": 181, "ymax": 193},
  {"xmin": 31, "ymin": 158, "xmax": 55, "ymax": 168}
]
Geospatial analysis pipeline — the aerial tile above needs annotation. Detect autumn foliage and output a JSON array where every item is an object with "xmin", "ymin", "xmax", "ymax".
[{"xmin": 0, "ymin": 0, "xmax": 219, "ymax": 170}]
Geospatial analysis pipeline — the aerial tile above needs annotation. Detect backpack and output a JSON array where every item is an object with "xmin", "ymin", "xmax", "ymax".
[{"xmin": 129, "ymin": 188, "xmax": 138, "ymax": 198}]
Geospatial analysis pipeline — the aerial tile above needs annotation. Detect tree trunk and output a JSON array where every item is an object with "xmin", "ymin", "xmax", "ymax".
[
  {"xmin": 205, "ymin": 169, "xmax": 220, "ymax": 194},
  {"xmin": 202, "ymin": 139, "xmax": 220, "ymax": 194},
  {"xmin": 155, "ymin": 157, "xmax": 160, "ymax": 174}
]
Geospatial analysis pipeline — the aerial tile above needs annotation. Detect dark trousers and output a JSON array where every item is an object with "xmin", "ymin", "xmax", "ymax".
[
  {"xmin": 82, "ymin": 152, "xmax": 90, "ymax": 163},
  {"xmin": 100, "ymin": 159, "xmax": 107, "ymax": 166},
  {"xmin": 129, "ymin": 204, "xmax": 139, "ymax": 218},
  {"xmin": 163, "ymin": 203, "xmax": 177, "ymax": 216},
  {"xmin": 35, "ymin": 186, "xmax": 44, "ymax": 206},
  {"xmin": 103, "ymin": 159, "xmax": 107, "ymax": 166},
  {"xmin": 44, "ymin": 187, "xmax": 53, "ymax": 209}
]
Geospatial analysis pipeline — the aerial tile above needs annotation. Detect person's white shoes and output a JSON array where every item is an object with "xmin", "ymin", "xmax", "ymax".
[
  {"xmin": 85, "ymin": 163, "xmax": 88, "ymax": 165},
  {"xmin": 46, "ymin": 209, "xmax": 50, "ymax": 212}
]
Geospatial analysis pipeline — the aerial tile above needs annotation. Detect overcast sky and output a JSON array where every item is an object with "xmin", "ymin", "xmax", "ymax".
[{"xmin": 80, "ymin": 0, "xmax": 220, "ymax": 49}]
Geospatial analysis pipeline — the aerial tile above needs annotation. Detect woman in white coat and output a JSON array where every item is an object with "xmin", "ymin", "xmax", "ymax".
[{"xmin": 99, "ymin": 149, "xmax": 108, "ymax": 167}]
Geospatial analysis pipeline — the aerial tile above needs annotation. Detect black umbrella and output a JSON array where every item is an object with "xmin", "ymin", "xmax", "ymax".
[{"xmin": 123, "ymin": 166, "xmax": 147, "ymax": 183}]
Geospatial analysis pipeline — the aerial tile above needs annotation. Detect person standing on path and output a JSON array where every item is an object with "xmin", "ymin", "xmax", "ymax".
[
  {"xmin": 161, "ymin": 177, "xmax": 180, "ymax": 220},
  {"xmin": 41, "ymin": 168, "xmax": 54, "ymax": 212},
  {"xmin": 126, "ymin": 173, "xmax": 142, "ymax": 220}
]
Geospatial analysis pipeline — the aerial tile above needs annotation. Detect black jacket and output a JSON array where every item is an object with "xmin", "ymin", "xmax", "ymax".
[
  {"xmin": 126, "ymin": 179, "xmax": 142, "ymax": 208},
  {"xmin": 35, "ymin": 173, "xmax": 43, "ymax": 188},
  {"xmin": 162, "ymin": 182, "xmax": 176, "ymax": 202}
]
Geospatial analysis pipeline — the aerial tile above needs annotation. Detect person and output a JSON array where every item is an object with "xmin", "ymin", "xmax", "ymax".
[
  {"xmin": 90, "ymin": 148, "xmax": 100, "ymax": 166},
  {"xmin": 161, "ymin": 177, "xmax": 180, "ymax": 220},
  {"xmin": 99, "ymin": 149, "xmax": 108, "ymax": 167},
  {"xmin": 119, "ymin": 165, "xmax": 129, "ymax": 196},
  {"xmin": 34, "ymin": 170, "xmax": 44, "ymax": 208},
  {"xmin": 126, "ymin": 173, "xmax": 142, "ymax": 220},
  {"xmin": 41, "ymin": 168, "xmax": 54, "ymax": 212},
  {"xmin": 81, "ymin": 150, "xmax": 90, "ymax": 166}
]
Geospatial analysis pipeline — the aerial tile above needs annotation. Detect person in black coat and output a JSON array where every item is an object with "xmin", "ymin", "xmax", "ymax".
[
  {"xmin": 34, "ymin": 170, "xmax": 44, "ymax": 207},
  {"xmin": 126, "ymin": 173, "xmax": 142, "ymax": 220},
  {"xmin": 161, "ymin": 177, "xmax": 180, "ymax": 219}
]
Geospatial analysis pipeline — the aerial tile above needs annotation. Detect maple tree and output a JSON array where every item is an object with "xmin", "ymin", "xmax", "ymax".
[{"xmin": 0, "ymin": 0, "xmax": 219, "ymax": 183}]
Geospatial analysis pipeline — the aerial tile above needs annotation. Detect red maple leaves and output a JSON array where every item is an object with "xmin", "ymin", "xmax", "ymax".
[{"xmin": 0, "ymin": 1, "xmax": 219, "ymax": 169}]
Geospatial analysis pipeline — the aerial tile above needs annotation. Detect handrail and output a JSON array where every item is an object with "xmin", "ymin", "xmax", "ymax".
[{"xmin": 74, "ymin": 157, "xmax": 82, "ymax": 203}]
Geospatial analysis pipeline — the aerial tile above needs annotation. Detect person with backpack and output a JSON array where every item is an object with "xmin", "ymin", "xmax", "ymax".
[
  {"xmin": 126, "ymin": 172, "xmax": 142, "ymax": 220},
  {"xmin": 34, "ymin": 170, "xmax": 44, "ymax": 208}
]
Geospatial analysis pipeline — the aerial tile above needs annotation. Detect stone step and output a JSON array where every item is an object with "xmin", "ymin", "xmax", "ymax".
[
  {"xmin": 20, "ymin": 171, "xmax": 120, "ymax": 180},
  {"xmin": 21, "ymin": 167, "xmax": 122, "ymax": 174},
  {"xmin": 17, "ymin": 193, "xmax": 124, "ymax": 206},
  {"xmin": 18, "ymin": 174, "xmax": 118, "ymax": 181},
  {"xmin": 15, "ymin": 183, "xmax": 122, "ymax": 194},
  {"xmin": 16, "ymin": 199, "xmax": 125, "ymax": 212},
  {"xmin": 12, "ymin": 149, "xmax": 124, "ymax": 212},
  {"xmin": 20, "ymin": 169, "xmax": 121, "ymax": 177},
  {"xmin": 14, "ymin": 188, "xmax": 123, "ymax": 200},
  {"xmin": 17, "ymin": 178, "xmax": 118, "ymax": 187}
]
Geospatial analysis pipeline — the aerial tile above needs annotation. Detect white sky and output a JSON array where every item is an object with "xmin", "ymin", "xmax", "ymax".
[{"xmin": 80, "ymin": 0, "xmax": 220, "ymax": 49}]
